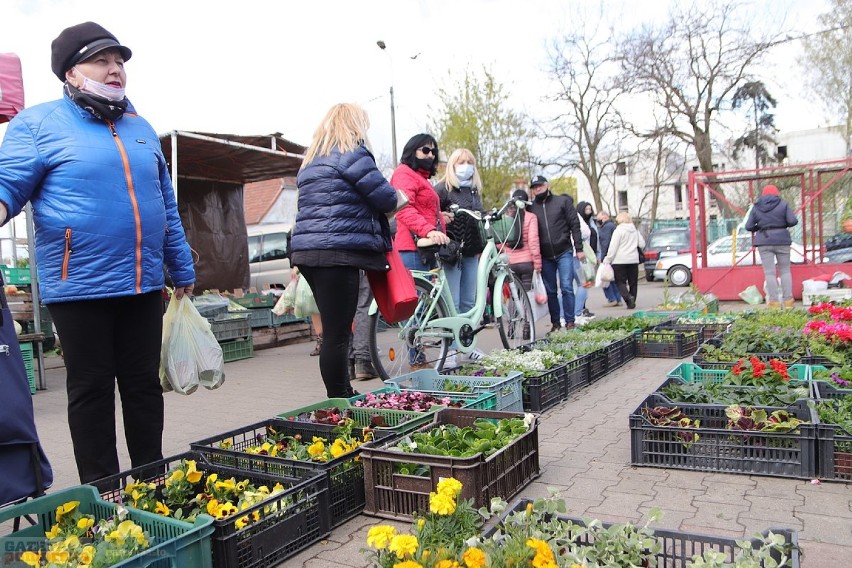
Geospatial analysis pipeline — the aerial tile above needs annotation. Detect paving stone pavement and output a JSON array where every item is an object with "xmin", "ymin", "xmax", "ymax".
[{"xmin": 27, "ymin": 286, "xmax": 852, "ymax": 567}]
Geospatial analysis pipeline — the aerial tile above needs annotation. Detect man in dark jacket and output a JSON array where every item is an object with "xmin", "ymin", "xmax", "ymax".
[
  {"xmin": 745, "ymin": 184, "xmax": 798, "ymax": 308},
  {"xmin": 596, "ymin": 210, "xmax": 623, "ymax": 307},
  {"xmin": 527, "ymin": 176, "xmax": 585, "ymax": 331}
]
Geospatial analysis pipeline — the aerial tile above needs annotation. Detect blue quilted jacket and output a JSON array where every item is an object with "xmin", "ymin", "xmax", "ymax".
[
  {"xmin": 292, "ymin": 145, "xmax": 397, "ymax": 253},
  {"xmin": 0, "ymin": 95, "xmax": 194, "ymax": 303}
]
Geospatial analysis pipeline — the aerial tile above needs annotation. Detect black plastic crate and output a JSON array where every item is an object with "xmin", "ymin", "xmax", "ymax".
[
  {"xmin": 798, "ymin": 353, "xmax": 844, "ymax": 367},
  {"xmin": 810, "ymin": 382, "xmax": 852, "ymax": 481},
  {"xmin": 483, "ymin": 498, "xmax": 800, "ymax": 568},
  {"xmin": 564, "ymin": 355, "xmax": 590, "ymax": 397},
  {"xmin": 604, "ymin": 334, "xmax": 636, "ymax": 370},
  {"xmin": 630, "ymin": 394, "xmax": 816, "ymax": 479},
  {"xmin": 522, "ymin": 364, "xmax": 568, "ymax": 412},
  {"xmin": 583, "ymin": 348, "xmax": 609, "ymax": 383},
  {"xmin": 94, "ymin": 451, "xmax": 329, "ymax": 568},
  {"xmin": 637, "ymin": 326, "xmax": 701, "ymax": 359},
  {"xmin": 190, "ymin": 419, "xmax": 392, "ymax": 527},
  {"xmin": 660, "ymin": 317, "xmax": 733, "ymax": 343}
]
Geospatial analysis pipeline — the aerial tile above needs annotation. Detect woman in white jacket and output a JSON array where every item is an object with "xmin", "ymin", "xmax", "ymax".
[{"xmin": 603, "ymin": 212, "xmax": 645, "ymax": 309}]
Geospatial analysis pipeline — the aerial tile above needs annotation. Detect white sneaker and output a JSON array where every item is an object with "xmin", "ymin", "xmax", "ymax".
[
  {"xmin": 574, "ymin": 315, "xmax": 589, "ymax": 326},
  {"xmin": 442, "ymin": 351, "xmax": 458, "ymax": 369},
  {"xmin": 462, "ymin": 348, "xmax": 487, "ymax": 363}
]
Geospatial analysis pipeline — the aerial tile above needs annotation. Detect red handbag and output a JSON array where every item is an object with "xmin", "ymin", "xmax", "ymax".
[{"xmin": 367, "ymin": 249, "xmax": 418, "ymax": 324}]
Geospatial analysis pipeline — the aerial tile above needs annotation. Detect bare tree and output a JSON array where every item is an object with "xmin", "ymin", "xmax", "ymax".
[
  {"xmin": 731, "ymin": 80, "xmax": 778, "ymax": 170},
  {"xmin": 801, "ymin": 0, "xmax": 852, "ymax": 156},
  {"xmin": 620, "ymin": 1, "xmax": 776, "ymax": 213},
  {"xmin": 543, "ymin": 16, "xmax": 629, "ymax": 213}
]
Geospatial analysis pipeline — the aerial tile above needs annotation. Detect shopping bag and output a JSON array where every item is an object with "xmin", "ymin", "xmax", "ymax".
[
  {"xmin": 531, "ymin": 271, "xmax": 548, "ymax": 305},
  {"xmin": 367, "ymin": 249, "xmax": 418, "ymax": 323},
  {"xmin": 0, "ymin": 276, "xmax": 53, "ymax": 505},
  {"xmin": 160, "ymin": 296, "xmax": 225, "ymax": 394},
  {"xmin": 595, "ymin": 263, "xmax": 614, "ymax": 287},
  {"xmin": 738, "ymin": 285, "xmax": 764, "ymax": 306},
  {"xmin": 272, "ymin": 277, "xmax": 298, "ymax": 316},
  {"xmin": 294, "ymin": 275, "xmax": 319, "ymax": 317},
  {"xmin": 526, "ymin": 290, "xmax": 550, "ymax": 322}
]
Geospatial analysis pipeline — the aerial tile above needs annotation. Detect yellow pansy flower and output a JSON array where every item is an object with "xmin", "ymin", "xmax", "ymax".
[
  {"xmin": 235, "ymin": 516, "xmax": 249, "ymax": 529},
  {"xmin": 45, "ymin": 523, "xmax": 61, "ymax": 539},
  {"xmin": 388, "ymin": 534, "xmax": 418, "ymax": 559},
  {"xmin": 62, "ymin": 535, "xmax": 80, "ymax": 550},
  {"xmin": 77, "ymin": 517, "xmax": 94, "ymax": 531},
  {"xmin": 20, "ymin": 551, "xmax": 41, "ymax": 566},
  {"xmin": 366, "ymin": 525, "xmax": 397, "ymax": 549},
  {"xmin": 155, "ymin": 501, "xmax": 171, "ymax": 516},
  {"xmin": 206, "ymin": 473, "xmax": 219, "ymax": 489},
  {"xmin": 46, "ymin": 549, "xmax": 69, "ymax": 563},
  {"xmin": 206, "ymin": 499, "xmax": 220, "ymax": 517},
  {"xmin": 308, "ymin": 440, "xmax": 325, "ymax": 457},
  {"xmin": 462, "ymin": 547, "xmax": 486, "ymax": 568},
  {"xmin": 186, "ymin": 467, "xmax": 203, "ymax": 484},
  {"xmin": 436, "ymin": 477, "xmax": 462, "ymax": 498},
  {"xmin": 392, "ymin": 561, "xmax": 422, "ymax": 568},
  {"xmin": 55, "ymin": 500, "xmax": 79, "ymax": 522},
  {"xmin": 165, "ymin": 469, "xmax": 185, "ymax": 487},
  {"xmin": 79, "ymin": 545, "xmax": 96, "ymax": 564}
]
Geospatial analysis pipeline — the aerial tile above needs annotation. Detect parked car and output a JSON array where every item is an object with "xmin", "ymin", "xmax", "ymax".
[
  {"xmin": 642, "ymin": 227, "xmax": 691, "ymax": 281},
  {"xmin": 652, "ymin": 234, "xmax": 806, "ymax": 286},
  {"xmin": 246, "ymin": 223, "xmax": 292, "ymax": 290}
]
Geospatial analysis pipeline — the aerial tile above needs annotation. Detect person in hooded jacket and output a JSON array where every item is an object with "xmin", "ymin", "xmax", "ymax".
[
  {"xmin": 0, "ymin": 22, "xmax": 195, "ymax": 484},
  {"xmin": 527, "ymin": 175, "xmax": 585, "ymax": 332},
  {"xmin": 745, "ymin": 184, "xmax": 798, "ymax": 308},
  {"xmin": 292, "ymin": 103, "xmax": 398, "ymax": 398},
  {"xmin": 392, "ymin": 133, "xmax": 449, "ymax": 272},
  {"xmin": 603, "ymin": 212, "xmax": 645, "ymax": 309}
]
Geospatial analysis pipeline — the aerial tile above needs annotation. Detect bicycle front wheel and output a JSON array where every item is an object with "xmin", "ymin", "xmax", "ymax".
[
  {"xmin": 496, "ymin": 271, "xmax": 536, "ymax": 349},
  {"xmin": 368, "ymin": 278, "xmax": 451, "ymax": 381}
]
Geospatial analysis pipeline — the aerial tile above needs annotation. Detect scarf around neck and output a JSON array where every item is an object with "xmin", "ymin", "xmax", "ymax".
[{"xmin": 65, "ymin": 82, "xmax": 128, "ymax": 121}]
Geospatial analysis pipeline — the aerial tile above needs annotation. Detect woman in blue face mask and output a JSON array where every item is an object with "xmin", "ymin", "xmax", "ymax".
[{"xmin": 434, "ymin": 148, "xmax": 485, "ymax": 313}]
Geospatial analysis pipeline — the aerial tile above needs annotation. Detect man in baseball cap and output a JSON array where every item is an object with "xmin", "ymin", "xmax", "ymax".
[
  {"xmin": 51, "ymin": 21, "xmax": 132, "ymax": 81},
  {"xmin": 530, "ymin": 175, "xmax": 548, "ymax": 188}
]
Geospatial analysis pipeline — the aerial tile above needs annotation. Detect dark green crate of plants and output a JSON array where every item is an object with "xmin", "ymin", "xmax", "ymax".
[
  {"xmin": 276, "ymin": 398, "xmax": 434, "ymax": 435},
  {"xmin": 666, "ymin": 362, "xmax": 810, "ymax": 385},
  {"xmin": 664, "ymin": 314, "xmax": 736, "ymax": 342},
  {"xmin": 360, "ymin": 408, "xmax": 540, "ymax": 521},
  {"xmin": 630, "ymin": 394, "xmax": 816, "ymax": 479},
  {"xmin": 220, "ymin": 336, "xmax": 254, "ymax": 362},
  {"xmin": 810, "ymin": 381, "xmax": 852, "ymax": 481},
  {"xmin": 582, "ymin": 347, "xmax": 609, "ymax": 383},
  {"xmin": 349, "ymin": 387, "xmax": 497, "ymax": 412},
  {"xmin": 637, "ymin": 326, "xmax": 701, "ymax": 358},
  {"xmin": 603, "ymin": 333, "xmax": 636, "ymax": 370},
  {"xmin": 231, "ymin": 293, "xmax": 278, "ymax": 308},
  {"xmin": 210, "ymin": 313, "xmax": 251, "ymax": 341},
  {"xmin": 692, "ymin": 336, "xmax": 798, "ymax": 370},
  {"xmin": 522, "ymin": 364, "xmax": 568, "ymax": 412},
  {"xmin": 190, "ymin": 420, "xmax": 391, "ymax": 528},
  {"xmin": 385, "ymin": 368, "xmax": 524, "ymax": 412},
  {"xmin": 653, "ymin": 376, "xmax": 810, "ymax": 409},
  {"xmin": 483, "ymin": 498, "xmax": 800, "ymax": 568},
  {"xmin": 0, "ymin": 485, "xmax": 215, "ymax": 568},
  {"xmin": 95, "ymin": 451, "xmax": 328, "ymax": 568},
  {"xmin": 0, "ymin": 264, "xmax": 32, "ymax": 285},
  {"xmin": 20, "ymin": 341, "xmax": 35, "ymax": 394}
]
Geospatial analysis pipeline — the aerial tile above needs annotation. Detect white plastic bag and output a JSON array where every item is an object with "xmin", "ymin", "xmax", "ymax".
[
  {"xmin": 294, "ymin": 276, "xmax": 319, "ymax": 317},
  {"xmin": 738, "ymin": 285, "xmax": 764, "ymax": 306},
  {"xmin": 532, "ymin": 271, "xmax": 547, "ymax": 305},
  {"xmin": 160, "ymin": 296, "xmax": 225, "ymax": 395},
  {"xmin": 595, "ymin": 263, "xmax": 614, "ymax": 287},
  {"xmin": 272, "ymin": 280, "xmax": 297, "ymax": 316}
]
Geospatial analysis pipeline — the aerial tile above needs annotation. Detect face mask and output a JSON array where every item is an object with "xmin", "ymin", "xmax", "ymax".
[
  {"xmin": 74, "ymin": 67, "xmax": 126, "ymax": 101},
  {"xmin": 534, "ymin": 189, "xmax": 548, "ymax": 202},
  {"xmin": 455, "ymin": 164, "xmax": 474, "ymax": 181},
  {"xmin": 414, "ymin": 157, "xmax": 434, "ymax": 172}
]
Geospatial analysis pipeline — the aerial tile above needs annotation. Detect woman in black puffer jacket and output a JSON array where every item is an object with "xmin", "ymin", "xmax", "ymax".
[{"xmin": 292, "ymin": 103, "xmax": 397, "ymax": 397}]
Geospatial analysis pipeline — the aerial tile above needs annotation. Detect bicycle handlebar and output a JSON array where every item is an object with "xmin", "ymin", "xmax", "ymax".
[{"xmin": 450, "ymin": 196, "xmax": 527, "ymax": 224}]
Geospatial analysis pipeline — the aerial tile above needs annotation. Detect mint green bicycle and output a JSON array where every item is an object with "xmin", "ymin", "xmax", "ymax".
[{"xmin": 369, "ymin": 197, "xmax": 536, "ymax": 380}]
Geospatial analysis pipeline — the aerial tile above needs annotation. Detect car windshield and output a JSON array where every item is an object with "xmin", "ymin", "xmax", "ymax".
[{"xmin": 649, "ymin": 232, "xmax": 688, "ymax": 247}]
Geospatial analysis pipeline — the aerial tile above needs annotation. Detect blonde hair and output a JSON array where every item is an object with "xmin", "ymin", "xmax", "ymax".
[
  {"xmin": 615, "ymin": 211, "xmax": 632, "ymax": 224},
  {"xmin": 442, "ymin": 148, "xmax": 482, "ymax": 191},
  {"xmin": 301, "ymin": 103, "xmax": 372, "ymax": 168}
]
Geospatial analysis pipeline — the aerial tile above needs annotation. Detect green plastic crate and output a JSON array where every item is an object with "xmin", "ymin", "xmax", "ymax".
[
  {"xmin": 0, "ymin": 264, "xmax": 32, "ymax": 286},
  {"xmin": 384, "ymin": 368, "xmax": 524, "ymax": 412},
  {"xmin": 19, "ymin": 341, "xmax": 35, "ymax": 394},
  {"xmin": 666, "ymin": 362, "xmax": 810, "ymax": 385},
  {"xmin": 220, "ymin": 336, "xmax": 254, "ymax": 362},
  {"xmin": 276, "ymin": 398, "xmax": 433, "ymax": 434},
  {"xmin": 0, "ymin": 485, "xmax": 214, "ymax": 568},
  {"xmin": 634, "ymin": 309, "xmax": 702, "ymax": 319},
  {"xmin": 349, "ymin": 387, "xmax": 497, "ymax": 411}
]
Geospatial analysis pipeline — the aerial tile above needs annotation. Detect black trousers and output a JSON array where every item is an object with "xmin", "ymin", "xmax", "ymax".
[
  {"xmin": 48, "ymin": 291, "xmax": 164, "ymax": 484},
  {"xmin": 298, "ymin": 266, "xmax": 360, "ymax": 398},
  {"xmin": 612, "ymin": 263, "xmax": 639, "ymax": 305}
]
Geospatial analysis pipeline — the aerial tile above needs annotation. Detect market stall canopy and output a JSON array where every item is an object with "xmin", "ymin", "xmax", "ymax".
[{"xmin": 158, "ymin": 130, "xmax": 306, "ymax": 184}]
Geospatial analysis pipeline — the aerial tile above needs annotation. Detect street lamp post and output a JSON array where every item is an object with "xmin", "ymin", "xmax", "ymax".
[{"xmin": 376, "ymin": 40, "xmax": 398, "ymax": 166}]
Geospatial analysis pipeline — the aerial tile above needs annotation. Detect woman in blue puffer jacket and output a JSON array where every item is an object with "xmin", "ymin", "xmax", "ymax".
[
  {"xmin": 0, "ymin": 22, "xmax": 195, "ymax": 484},
  {"xmin": 745, "ymin": 184, "xmax": 798, "ymax": 308},
  {"xmin": 292, "ymin": 103, "xmax": 397, "ymax": 397}
]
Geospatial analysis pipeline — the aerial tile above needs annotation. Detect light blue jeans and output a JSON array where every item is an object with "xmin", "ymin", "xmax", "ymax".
[
  {"xmin": 541, "ymin": 252, "xmax": 575, "ymax": 326},
  {"xmin": 603, "ymin": 281, "xmax": 623, "ymax": 303},
  {"xmin": 443, "ymin": 254, "xmax": 479, "ymax": 313},
  {"xmin": 758, "ymin": 244, "xmax": 793, "ymax": 302}
]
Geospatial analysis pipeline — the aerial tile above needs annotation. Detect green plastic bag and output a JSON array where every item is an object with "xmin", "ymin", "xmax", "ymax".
[
  {"xmin": 738, "ymin": 285, "xmax": 763, "ymax": 305},
  {"xmin": 294, "ymin": 275, "xmax": 319, "ymax": 317}
]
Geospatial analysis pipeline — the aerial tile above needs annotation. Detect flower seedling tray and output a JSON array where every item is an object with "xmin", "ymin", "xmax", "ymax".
[
  {"xmin": 95, "ymin": 451, "xmax": 327, "ymax": 568},
  {"xmin": 190, "ymin": 421, "xmax": 391, "ymax": 528},
  {"xmin": 603, "ymin": 333, "xmax": 636, "ymax": 370},
  {"xmin": 810, "ymin": 381, "xmax": 852, "ymax": 481},
  {"xmin": 665, "ymin": 314, "xmax": 737, "ymax": 342},
  {"xmin": 210, "ymin": 313, "xmax": 251, "ymax": 342},
  {"xmin": 630, "ymin": 394, "xmax": 817, "ymax": 479},
  {"xmin": 349, "ymin": 387, "xmax": 498, "ymax": 412},
  {"xmin": 692, "ymin": 337, "xmax": 799, "ymax": 370},
  {"xmin": 360, "ymin": 408, "xmax": 540, "ymax": 521},
  {"xmin": 275, "ymin": 398, "xmax": 433, "ymax": 434},
  {"xmin": 636, "ymin": 326, "xmax": 701, "ymax": 359},
  {"xmin": 384, "ymin": 368, "xmax": 524, "ymax": 412},
  {"xmin": 666, "ymin": 362, "xmax": 810, "ymax": 385},
  {"xmin": 0, "ymin": 485, "xmax": 215, "ymax": 568},
  {"xmin": 522, "ymin": 363, "xmax": 569, "ymax": 413},
  {"xmin": 483, "ymin": 498, "xmax": 800, "ymax": 568}
]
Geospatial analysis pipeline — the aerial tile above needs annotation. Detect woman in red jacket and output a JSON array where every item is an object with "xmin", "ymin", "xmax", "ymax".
[{"xmin": 392, "ymin": 133, "xmax": 449, "ymax": 271}]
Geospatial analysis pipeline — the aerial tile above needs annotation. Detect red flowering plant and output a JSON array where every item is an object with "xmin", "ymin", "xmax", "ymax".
[
  {"xmin": 726, "ymin": 357, "xmax": 791, "ymax": 386},
  {"xmin": 808, "ymin": 302, "xmax": 852, "ymax": 322},
  {"xmin": 803, "ymin": 303, "xmax": 852, "ymax": 363}
]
